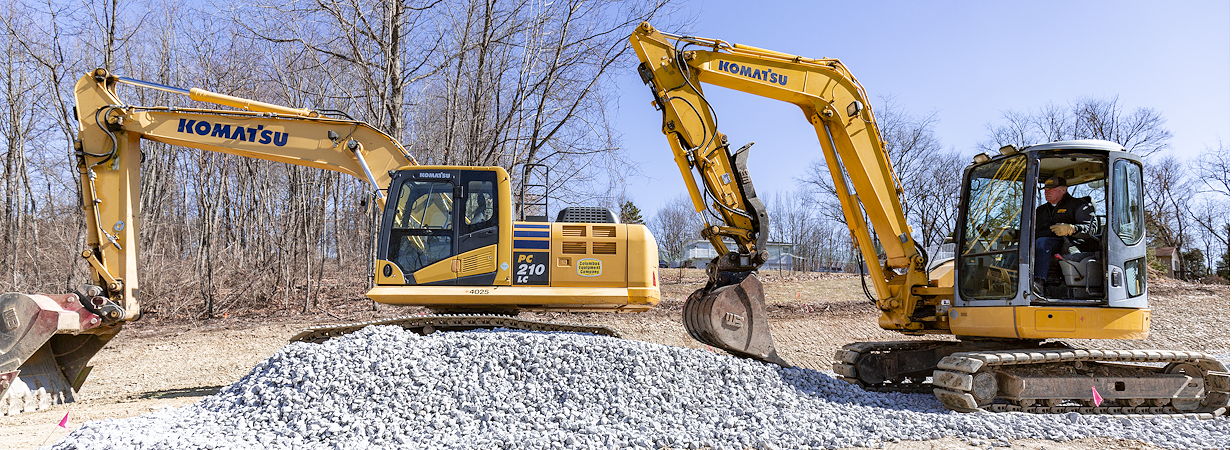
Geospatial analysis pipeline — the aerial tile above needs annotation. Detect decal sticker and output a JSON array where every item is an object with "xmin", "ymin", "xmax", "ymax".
[
  {"xmin": 175, "ymin": 119, "xmax": 289, "ymax": 146},
  {"xmin": 717, "ymin": 60, "xmax": 789, "ymax": 86},
  {"xmin": 513, "ymin": 252, "xmax": 549, "ymax": 285},
  {"xmin": 576, "ymin": 258, "xmax": 602, "ymax": 277}
]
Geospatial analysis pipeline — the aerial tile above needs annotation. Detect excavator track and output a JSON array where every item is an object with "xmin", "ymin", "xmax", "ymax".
[
  {"xmin": 832, "ymin": 339, "xmax": 1071, "ymax": 394},
  {"xmin": 290, "ymin": 314, "xmax": 621, "ymax": 344},
  {"xmin": 932, "ymin": 349, "xmax": 1230, "ymax": 418},
  {"xmin": 833, "ymin": 341, "xmax": 952, "ymax": 394}
]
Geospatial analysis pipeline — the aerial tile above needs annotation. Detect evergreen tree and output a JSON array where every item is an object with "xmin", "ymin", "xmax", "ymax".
[
  {"xmin": 619, "ymin": 201, "xmax": 644, "ymax": 224},
  {"xmin": 1180, "ymin": 248, "xmax": 1208, "ymax": 280},
  {"xmin": 1216, "ymin": 251, "xmax": 1229, "ymax": 279}
]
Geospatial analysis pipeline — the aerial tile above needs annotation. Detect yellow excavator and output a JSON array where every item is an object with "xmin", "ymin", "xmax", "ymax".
[
  {"xmin": 0, "ymin": 69, "xmax": 660, "ymax": 414},
  {"xmin": 629, "ymin": 22, "xmax": 1228, "ymax": 415}
]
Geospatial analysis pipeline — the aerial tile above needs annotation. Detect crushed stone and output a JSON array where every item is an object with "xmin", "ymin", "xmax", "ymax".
[{"xmin": 53, "ymin": 326, "xmax": 1231, "ymax": 449}]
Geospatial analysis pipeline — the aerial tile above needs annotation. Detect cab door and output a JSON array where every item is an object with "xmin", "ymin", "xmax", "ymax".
[
  {"xmin": 954, "ymin": 154, "xmax": 1029, "ymax": 307},
  {"xmin": 378, "ymin": 170, "xmax": 461, "ymax": 285},
  {"xmin": 376, "ymin": 169, "xmax": 500, "ymax": 286},
  {"xmin": 454, "ymin": 170, "xmax": 499, "ymax": 285},
  {"xmin": 1106, "ymin": 154, "xmax": 1148, "ymax": 307}
]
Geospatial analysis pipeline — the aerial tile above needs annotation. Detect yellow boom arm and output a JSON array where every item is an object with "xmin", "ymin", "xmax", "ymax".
[
  {"xmin": 630, "ymin": 23, "xmax": 943, "ymax": 332},
  {"xmin": 73, "ymin": 69, "xmax": 417, "ymax": 321}
]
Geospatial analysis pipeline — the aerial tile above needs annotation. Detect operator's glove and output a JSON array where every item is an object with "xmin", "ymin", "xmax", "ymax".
[{"xmin": 1050, "ymin": 223, "xmax": 1076, "ymax": 237}]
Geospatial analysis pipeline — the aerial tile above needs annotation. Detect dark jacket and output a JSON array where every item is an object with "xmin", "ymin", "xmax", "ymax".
[{"xmin": 1035, "ymin": 193, "xmax": 1098, "ymax": 240}]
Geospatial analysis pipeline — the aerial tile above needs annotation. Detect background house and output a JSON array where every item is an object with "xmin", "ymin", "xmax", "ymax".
[
  {"xmin": 1154, "ymin": 247, "xmax": 1181, "ymax": 278},
  {"xmin": 677, "ymin": 240, "xmax": 796, "ymax": 271}
]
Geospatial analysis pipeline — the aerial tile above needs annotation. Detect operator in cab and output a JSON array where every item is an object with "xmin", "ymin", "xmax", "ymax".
[{"xmin": 1033, "ymin": 176, "xmax": 1098, "ymax": 292}]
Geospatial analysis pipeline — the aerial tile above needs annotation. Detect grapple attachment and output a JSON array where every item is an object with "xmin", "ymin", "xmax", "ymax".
[
  {"xmin": 682, "ymin": 274, "xmax": 787, "ymax": 366},
  {"xmin": 0, "ymin": 292, "xmax": 117, "ymax": 415}
]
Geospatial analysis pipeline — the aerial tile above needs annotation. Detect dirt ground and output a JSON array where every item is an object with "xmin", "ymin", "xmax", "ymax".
[{"xmin": 2, "ymin": 271, "xmax": 1226, "ymax": 449}]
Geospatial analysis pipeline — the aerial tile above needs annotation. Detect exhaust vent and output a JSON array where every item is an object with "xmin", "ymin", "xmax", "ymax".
[
  {"xmin": 459, "ymin": 246, "xmax": 495, "ymax": 274},
  {"xmin": 556, "ymin": 207, "xmax": 617, "ymax": 223},
  {"xmin": 592, "ymin": 242, "xmax": 618, "ymax": 255},
  {"xmin": 562, "ymin": 242, "xmax": 587, "ymax": 254}
]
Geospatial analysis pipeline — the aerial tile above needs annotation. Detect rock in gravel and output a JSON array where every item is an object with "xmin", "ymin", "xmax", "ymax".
[{"xmin": 53, "ymin": 327, "xmax": 1230, "ymax": 449}]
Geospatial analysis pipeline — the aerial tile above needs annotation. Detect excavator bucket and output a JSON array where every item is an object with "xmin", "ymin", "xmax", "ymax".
[
  {"xmin": 0, "ymin": 292, "xmax": 117, "ymax": 415},
  {"xmin": 682, "ymin": 274, "xmax": 787, "ymax": 366}
]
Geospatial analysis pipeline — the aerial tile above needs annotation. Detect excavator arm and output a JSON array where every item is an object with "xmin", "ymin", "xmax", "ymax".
[
  {"xmin": 73, "ymin": 69, "xmax": 416, "ymax": 321},
  {"xmin": 629, "ymin": 23, "xmax": 949, "ymax": 364},
  {"xmin": 0, "ymin": 69, "xmax": 416, "ymax": 414}
]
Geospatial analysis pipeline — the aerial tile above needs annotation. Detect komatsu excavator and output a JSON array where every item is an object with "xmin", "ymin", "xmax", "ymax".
[
  {"xmin": 0, "ymin": 69, "xmax": 660, "ymax": 414},
  {"xmin": 630, "ymin": 22, "xmax": 1228, "ymax": 415}
]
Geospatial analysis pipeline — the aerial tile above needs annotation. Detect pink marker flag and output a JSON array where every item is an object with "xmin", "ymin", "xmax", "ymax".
[
  {"xmin": 1091, "ymin": 386, "xmax": 1104, "ymax": 407},
  {"xmin": 57, "ymin": 411, "xmax": 69, "ymax": 428}
]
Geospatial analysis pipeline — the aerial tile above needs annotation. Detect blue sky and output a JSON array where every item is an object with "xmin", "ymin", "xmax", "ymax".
[{"xmin": 611, "ymin": 0, "xmax": 1230, "ymax": 214}]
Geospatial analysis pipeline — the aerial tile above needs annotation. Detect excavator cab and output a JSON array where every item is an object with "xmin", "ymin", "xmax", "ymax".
[
  {"xmin": 366, "ymin": 165, "xmax": 662, "ymax": 313},
  {"xmin": 954, "ymin": 140, "xmax": 1148, "ymax": 333},
  {"xmin": 375, "ymin": 167, "xmax": 506, "ymax": 287}
]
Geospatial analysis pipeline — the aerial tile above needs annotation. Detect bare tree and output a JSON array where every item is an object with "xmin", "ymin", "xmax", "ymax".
[
  {"xmin": 649, "ymin": 195, "xmax": 696, "ymax": 264},
  {"xmin": 1143, "ymin": 156, "xmax": 1191, "ymax": 249},
  {"xmin": 239, "ymin": 0, "xmax": 445, "ymax": 141},
  {"xmin": 1193, "ymin": 142, "xmax": 1230, "ymax": 197},
  {"xmin": 1187, "ymin": 142, "xmax": 1230, "ymax": 270},
  {"xmin": 0, "ymin": 21, "xmax": 40, "ymax": 288},
  {"xmin": 1188, "ymin": 196, "xmax": 1228, "ymax": 272},
  {"xmin": 910, "ymin": 151, "xmax": 965, "ymax": 247},
  {"xmin": 414, "ymin": 0, "xmax": 672, "ymax": 199},
  {"xmin": 765, "ymin": 190, "xmax": 841, "ymax": 271},
  {"xmin": 983, "ymin": 97, "xmax": 1171, "ymax": 156},
  {"xmin": 1072, "ymin": 98, "xmax": 1171, "ymax": 156}
]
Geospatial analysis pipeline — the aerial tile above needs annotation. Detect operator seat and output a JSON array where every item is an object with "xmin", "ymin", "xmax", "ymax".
[
  {"xmin": 1056, "ymin": 252, "xmax": 1102, "ymax": 290},
  {"xmin": 1054, "ymin": 215, "xmax": 1105, "ymax": 293}
]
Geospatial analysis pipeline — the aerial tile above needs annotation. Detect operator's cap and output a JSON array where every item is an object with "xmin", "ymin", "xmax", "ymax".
[{"xmin": 1042, "ymin": 176, "xmax": 1068, "ymax": 188}]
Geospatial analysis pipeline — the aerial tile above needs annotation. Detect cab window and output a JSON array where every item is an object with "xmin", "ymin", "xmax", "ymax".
[
  {"xmin": 959, "ymin": 155, "xmax": 1026, "ymax": 299},
  {"xmin": 387, "ymin": 179, "xmax": 454, "ymax": 275},
  {"xmin": 392, "ymin": 181, "xmax": 453, "ymax": 229},
  {"xmin": 464, "ymin": 180, "xmax": 495, "ymax": 228},
  {"xmin": 1036, "ymin": 155, "xmax": 1107, "ymax": 234},
  {"xmin": 460, "ymin": 170, "xmax": 498, "ymax": 236},
  {"xmin": 1111, "ymin": 160, "xmax": 1144, "ymax": 244}
]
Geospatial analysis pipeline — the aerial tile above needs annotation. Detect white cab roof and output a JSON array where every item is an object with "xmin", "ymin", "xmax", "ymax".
[{"xmin": 1023, "ymin": 139, "xmax": 1125, "ymax": 153}]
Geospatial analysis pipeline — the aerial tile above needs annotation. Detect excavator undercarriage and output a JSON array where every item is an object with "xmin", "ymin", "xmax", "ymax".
[{"xmin": 836, "ymin": 340, "xmax": 1230, "ymax": 418}]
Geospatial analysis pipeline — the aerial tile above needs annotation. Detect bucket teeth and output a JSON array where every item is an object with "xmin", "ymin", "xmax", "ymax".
[
  {"xmin": 2, "ymin": 344, "xmax": 75, "ymax": 416},
  {"xmin": 682, "ymin": 274, "xmax": 786, "ymax": 366},
  {"xmin": 0, "ymin": 292, "xmax": 117, "ymax": 416}
]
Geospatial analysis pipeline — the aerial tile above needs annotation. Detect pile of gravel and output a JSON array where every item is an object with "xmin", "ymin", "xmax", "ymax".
[{"xmin": 55, "ymin": 327, "xmax": 1229, "ymax": 449}]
